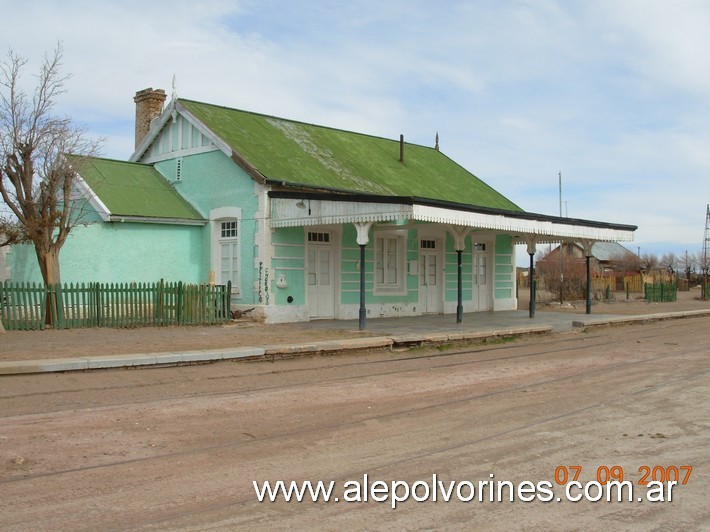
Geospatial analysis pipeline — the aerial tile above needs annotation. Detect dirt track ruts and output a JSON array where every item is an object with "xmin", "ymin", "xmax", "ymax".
[{"xmin": 0, "ymin": 318, "xmax": 708, "ymax": 530}]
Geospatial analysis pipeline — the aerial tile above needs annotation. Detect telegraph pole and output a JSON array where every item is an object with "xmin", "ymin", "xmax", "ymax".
[
  {"xmin": 559, "ymin": 172, "xmax": 564, "ymax": 304},
  {"xmin": 703, "ymin": 204, "xmax": 710, "ymax": 300}
]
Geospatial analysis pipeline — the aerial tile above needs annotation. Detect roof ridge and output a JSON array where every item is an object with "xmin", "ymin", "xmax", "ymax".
[
  {"xmin": 178, "ymin": 98, "xmax": 440, "ymax": 151},
  {"xmin": 70, "ymin": 154, "xmax": 154, "ymax": 167}
]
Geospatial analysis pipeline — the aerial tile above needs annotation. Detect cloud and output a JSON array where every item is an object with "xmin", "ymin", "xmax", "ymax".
[
  {"xmin": 598, "ymin": 0, "xmax": 710, "ymax": 95},
  {"xmin": 2, "ymin": 0, "xmax": 709, "ymax": 262}
]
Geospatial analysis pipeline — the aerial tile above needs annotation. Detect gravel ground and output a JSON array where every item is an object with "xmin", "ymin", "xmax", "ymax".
[{"xmin": 1, "ymin": 287, "xmax": 707, "ymax": 362}]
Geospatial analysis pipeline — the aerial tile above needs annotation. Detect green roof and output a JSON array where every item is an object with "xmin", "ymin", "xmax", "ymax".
[
  {"xmin": 71, "ymin": 156, "xmax": 204, "ymax": 221},
  {"xmin": 179, "ymin": 99, "xmax": 522, "ymax": 212}
]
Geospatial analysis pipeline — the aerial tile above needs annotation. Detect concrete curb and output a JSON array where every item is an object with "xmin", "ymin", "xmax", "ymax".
[
  {"xmin": 572, "ymin": 309, "xmax": 710, "ymax": 330},
  {"xmin": 0, "ymin": 324, "xmax": 555, "ymax": 376},
  {"xmin": 0, "ymin": 347, "xmax": 267, "ymax": 375}
]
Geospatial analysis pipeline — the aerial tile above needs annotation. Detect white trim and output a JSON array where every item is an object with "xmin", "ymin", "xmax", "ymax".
[
  {"xmin": 471, "ymin": 236, "xmax": 493, "ymax": 311},
  {"xmin": 130, "ymin": 100, "xmax": 233, "ymax": 163},
  {"xmin": 304, "ymin": 225, "xmax": 341, "ymax": 319},
  {"xmin": 173, "ymin": 102, "xmax": 234, "ymax": 158},
  {"xmin": 416, "ymin": 230, "xmax": 444, "ymax": 314},
  {"xmin": 373, "ymin": 228, "xmax": 408, "ymax": 296},
  {"xmin": 73, "ymin": 174, "xmax": 111, "ymax": 221},
  {"xmin": 140, "ymin": 145, "xmax": 219, "ymax": 164},
  {"xmin": 107, "ymin": 215, "xmax": 206, "ymax": 226},
  {"xmin": 210, "ymin": 207, "xmax": 242, "ymax": 298},
  {"xmin": 270, "ymin": 198, "xmax": 635, "ymax": 244}
]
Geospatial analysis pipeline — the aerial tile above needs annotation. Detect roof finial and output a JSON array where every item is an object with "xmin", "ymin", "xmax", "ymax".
[
  {"xmin": 435, "ymin": 131, "xmax": 440, "ymax": 151},
  {"xmin": 172, "ymin": 74, "xmax": 178, "ymax": 101}
]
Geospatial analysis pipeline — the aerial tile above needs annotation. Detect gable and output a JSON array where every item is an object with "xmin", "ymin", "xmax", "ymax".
[
  {"xmin": 70, "ymin": 156, "xmax": 205, "ymax": 222},
  {"xmin": 137, "ymin": 110, "xmax": 220, "ymax": 163},
  {"xmin": 177, "ymin": 99, "xmax": 522, "ymax": 212}
]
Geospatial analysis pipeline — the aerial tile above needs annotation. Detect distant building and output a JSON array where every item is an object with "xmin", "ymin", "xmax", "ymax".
[{"xmin": 541, "ymin": 242, "xmax": 640, "ymax": 275}]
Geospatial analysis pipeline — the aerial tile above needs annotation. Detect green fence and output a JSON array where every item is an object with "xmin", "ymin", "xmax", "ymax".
[
  {"xmin": 644, "ymin": 282, "xmax": 677, "ymax": 303},
  {"xmin": 1, "ymin": 280, "xmax": 232, "ymax": 331}
]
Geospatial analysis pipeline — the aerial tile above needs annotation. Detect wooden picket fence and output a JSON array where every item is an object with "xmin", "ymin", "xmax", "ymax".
[
  {"xmin": 0, "ymin": 280, "xmax": 232, "ymax": 331},
  {"xmin": 644, "ymin": 282, "xmax": 677, "ymax": 303}
]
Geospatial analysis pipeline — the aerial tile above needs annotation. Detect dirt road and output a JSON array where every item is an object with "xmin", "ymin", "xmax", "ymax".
[
  {"xmin": 0, "ymin": 317, "xmax": 708, "ymax": 530},
  {"xmin": 2, "ymin": 287, "xmax": 707, "ymax": 362}
]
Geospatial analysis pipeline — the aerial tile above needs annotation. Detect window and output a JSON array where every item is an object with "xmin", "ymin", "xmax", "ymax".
[
  {"xmin": 374, "ymin": 231, "xmax": 406, "ymax": 295},
  {"xmin": 308, "ymin": 231, "xmax": 330, "ymax": 243},
  {"xmin": 474, "ymin": 255, "xmax": 487, "ymax": 286},
  {"xmin": 221, "ymin": 220, "xmax": 238, "ymax": 238},
  {"xmin": 218, "ymin": 220, "xmax": 239, "ymax": 290},
  {"xmin": 473, "ymin": 242, "xmax": 487, "ymax": 287},
  {"xmin": 420, "ymin": 239, "xmax": 436, "ymax": 249}
]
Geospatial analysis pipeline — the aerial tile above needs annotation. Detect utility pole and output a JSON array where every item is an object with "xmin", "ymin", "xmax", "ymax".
[
  {"xmin": 559, "ymin": 172, "xmax": 564, "ymax": 304},
  {"xmin": 703, "ymin": 204, "xmax": 710, "ymax": 300}
]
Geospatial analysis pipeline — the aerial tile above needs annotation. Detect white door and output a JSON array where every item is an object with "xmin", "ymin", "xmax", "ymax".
[
  {"xmin": 472, "ymin": 242, "xmax": 490, "ymax": 311},
  {"xmin": 419, "ymin": 239, "xmax": 441, "ymax": 313},
  {"xmin": 307, "ymin": 231, "xmax": 334, "ymax": 318},
  {"xmin": 218, "ymin": 220, "xmax": 240, "ymax": 295}
]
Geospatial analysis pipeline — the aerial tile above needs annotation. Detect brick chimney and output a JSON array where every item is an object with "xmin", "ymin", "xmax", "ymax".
[{"xmin": 134, "ymin": 88, "xmax": 167, "ymax": 149}]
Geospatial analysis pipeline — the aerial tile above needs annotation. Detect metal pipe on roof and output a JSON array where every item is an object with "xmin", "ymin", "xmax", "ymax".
[{"xmin": 399, "ymin": 134, "xmax": 404, "ymax": 163}]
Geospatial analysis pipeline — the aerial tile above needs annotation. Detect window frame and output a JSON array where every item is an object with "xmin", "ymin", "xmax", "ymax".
[
  {"xmin": 217, "ymin": 219, "xmax": 240, "ymax": 293},
  {"xmin": 210, "ymin": 207, "xmax": 242, "ymax": 298},
  {"xmin": 373, "ymin": 229, "xmax": 407, "ymax": 296}
]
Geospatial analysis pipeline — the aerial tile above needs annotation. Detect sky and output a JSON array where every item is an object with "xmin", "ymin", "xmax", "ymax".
[{"xmin": 2, "ymin": 0, "xmax": 709, "ymax": 265}]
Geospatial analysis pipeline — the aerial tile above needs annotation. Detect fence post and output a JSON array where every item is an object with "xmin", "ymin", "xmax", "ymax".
[
  {"xmin": 93, "ymin": 283, "xmax": 100, "ymax": 327},
  {"xmin": 156, "ymin": 279, "xmax": 163, "ymax": 325},
  {"xmin": 53, "ymin": 284, "xmax": 65, "ymax": 329},
  {"xmin": 177, "ymin": 281, "xmax": 183, "ymax": 325}
]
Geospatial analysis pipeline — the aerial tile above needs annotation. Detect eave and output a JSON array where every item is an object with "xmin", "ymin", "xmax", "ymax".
[
  {"xmin": 268, "ymin": 191, "xmax": 637, "ymax": 244},
  {"xmin": 106, "ymin": 215, "xmax": 207, "ymax": 226}
]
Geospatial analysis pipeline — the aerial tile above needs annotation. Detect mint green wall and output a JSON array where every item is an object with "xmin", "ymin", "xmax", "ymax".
[
  {"xmin": 155, "ymin": 150, "xmax": 260, "ymax": 303},
  {"xmin": 340, "ymin": 225, "xmax": 419, "ymax": 305},
  {"xmin": 341, "ymin": 226, "xmax": 361, "ymax": 304},
  {"xmin": 494, "ymin": 234, "xmax": 515, "ymax": 299},
  {"xmin": 444, "ymin": 233, "xmax": 473, "ymax": 302},
  {"xmin": 75, "ymin": 198, "xmax": 105, "ymax": 224},
  {"xmin": 271, "ymin": 227, "xmax": 305, "ymax": 306},
  {"xmin": 405, "ymin": 232, "xmax": 419, "ymax": 300},
  {"xmin": 8, "ymin": 222, "xmax": 203, "ymax": 283}
]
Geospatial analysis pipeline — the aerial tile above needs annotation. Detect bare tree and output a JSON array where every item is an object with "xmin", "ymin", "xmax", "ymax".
[
  {"xmin": 681, "ymin": 250, "xmax": 695, "ymax": 283},
  {"xmin": 0, "ymin": 44, "xmax": 101, "ymax": 286},
  {"xmin": 660, "ymin": 253, "xmax": 678, "ymax": 275},
  {"xmin": 640, "ymin": 252, "xmax": 658, "ymax": 272},
  {"xmin": 608, "ymin": 251, "xmax": 641, "ymax": 274}
]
